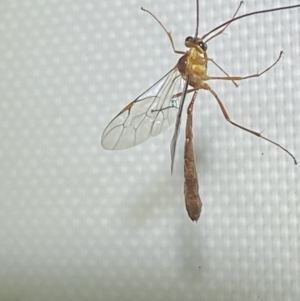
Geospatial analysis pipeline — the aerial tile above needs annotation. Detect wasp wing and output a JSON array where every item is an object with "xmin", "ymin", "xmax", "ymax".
[
  {"xmin": 170, "ymin": 77, "xmax": 190, "ymax": 173},
  {"xmin": 101, "ymin": 67, "xmax": 184, "ymax": 150}
]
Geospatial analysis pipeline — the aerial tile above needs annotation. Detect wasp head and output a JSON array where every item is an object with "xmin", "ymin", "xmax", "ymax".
[{"xmin": 185, "ymin": 36, "xmax": 207, "ymax": 54}]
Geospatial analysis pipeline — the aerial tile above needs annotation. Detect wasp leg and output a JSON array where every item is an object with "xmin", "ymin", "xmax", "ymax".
[
  {"xmin": 202, "ymin": 82, "xmax": 297, "ymax": 165},
  {"xmin": 206, "ymin": 51, "xmax": 283, "ymax": 81},
  {"xmin": 141, "ymin": 7, "xmax": 185, "ymax": 54}
]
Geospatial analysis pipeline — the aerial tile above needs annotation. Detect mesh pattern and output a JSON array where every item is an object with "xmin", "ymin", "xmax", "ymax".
[{"xmin": 0, "ymin": 0, "xmax": 299, "ymax": 300}]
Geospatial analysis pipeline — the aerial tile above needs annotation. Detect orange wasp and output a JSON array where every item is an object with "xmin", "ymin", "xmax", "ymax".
[{"xmin": 102, "ymin": 1, "xmax": 299, "ymax": 221}]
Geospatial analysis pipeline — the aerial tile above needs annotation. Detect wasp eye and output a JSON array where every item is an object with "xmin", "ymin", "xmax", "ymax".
[
  {"xmin": 198, "ymin": 41, "xmax": 207, "ymax": 51},
  {"xmin": 185, "ymin": 36, "xmax": 194, "ymax": 42}
]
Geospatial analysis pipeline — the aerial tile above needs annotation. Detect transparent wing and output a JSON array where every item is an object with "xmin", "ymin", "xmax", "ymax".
[
  {"xmin": 170, "ymin": 77, "xmax": 190, "ymax": 173},
  {"xmin": 101, "ymin": 67, "xmax": 184, "ymax": 150}
]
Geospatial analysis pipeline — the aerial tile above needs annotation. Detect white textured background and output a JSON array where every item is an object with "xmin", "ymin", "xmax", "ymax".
[{"xmin": 0, "ymin": 0, "xmax": 299, "ymax": 300}]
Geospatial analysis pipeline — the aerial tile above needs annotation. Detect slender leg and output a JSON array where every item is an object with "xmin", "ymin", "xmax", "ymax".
[
  {"xmin": 171, "ymin": 89, "xmax": 197, "ymax": 100},
  {"xmin": 141, "ymin": 7, "xmax": 185, "ymax": 54},
  {"xmin": 207, "ymin": 51, "xmax": 283, "ymax": 81},
  {"xmin": 206, "ymin": 1, "xmax": 244, "ymax": 42},
  {"xmin": 208, "ymin": 58, "xmax": 238, "ymax": 87},
  {"xmin": 201, "ymin": 82, "xmax": 297, "ymax": 165}
]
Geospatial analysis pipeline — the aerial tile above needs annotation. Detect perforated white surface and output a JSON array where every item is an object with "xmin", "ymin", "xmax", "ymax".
[{"xmin": 0, "ymin": 0, "xmax": 299, "ymax": 300}]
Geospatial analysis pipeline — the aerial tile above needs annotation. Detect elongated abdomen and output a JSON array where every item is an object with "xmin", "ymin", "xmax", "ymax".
[{"xmin": 184, "ymin": 93, "xmax": 202, "ymax": 221}]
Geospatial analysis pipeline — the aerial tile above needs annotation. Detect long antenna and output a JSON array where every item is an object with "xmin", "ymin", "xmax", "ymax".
[
  {"xmin": 202, "ymin": 4, "xmax": 300, "ymax": 40},
  {"xmin": 194, "ymin": 0, "xmax": 199, "ymax": 38}
]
